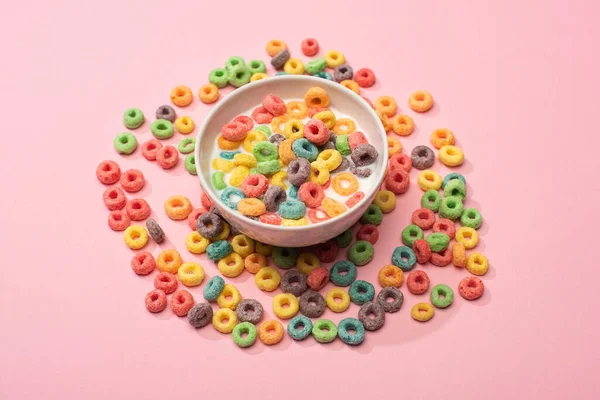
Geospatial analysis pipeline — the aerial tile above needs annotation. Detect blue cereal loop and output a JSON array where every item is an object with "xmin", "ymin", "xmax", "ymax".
[
  {"xmin": 203, "ymin": 276, "xmax": 225, "ymax": 301},
  {"xmin": 314, "ymin": 71, "xmax": 333, "ymax": 80},
  {"xmin": 292, "ymin": 138, "xmax": 319, "ymax": 162},
  {"xmin": 220, "ymin": 187, "xmax": 245, "ymax": 209},
  {"xmin": 391, "ymin": 246, "xmax": 417, "ymax": 271},
  {"xmin": 220, "ymin": 151, "xmax": 241, "ymax": 160},
  {"xmin": 277, "ymin": 199, "xmax": 306, "ymax": 220},
  {"xmin": 288, "ymin": 185, "xmax": 299, "ymax": 199},
  {"xmin": 206, "ymin": 240, "xmax": 232, "ymax": 261}
]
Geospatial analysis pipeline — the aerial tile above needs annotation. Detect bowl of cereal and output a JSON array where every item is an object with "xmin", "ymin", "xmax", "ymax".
[{"xmin": 195, "ymin": 75, "xmax": 388, "ymax": 247}]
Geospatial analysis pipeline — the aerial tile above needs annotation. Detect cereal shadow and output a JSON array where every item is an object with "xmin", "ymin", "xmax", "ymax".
[
  {"xmin": 471, "ymin": 286, "xmax": 492, "ymax": 307},
  {"xmin": 133, "ymin": 179, "xmax": 153, "ymax": 198}
]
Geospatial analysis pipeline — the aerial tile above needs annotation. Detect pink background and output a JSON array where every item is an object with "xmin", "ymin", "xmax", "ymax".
[{"xmin": 1, "ymin": 0, "xmax": 599, "ymax": 399}]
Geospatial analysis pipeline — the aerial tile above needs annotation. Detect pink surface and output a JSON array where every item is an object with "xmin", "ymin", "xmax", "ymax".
[{"xmin": 1, "ymin": 1, "xmax": 599, "ymax": 399}]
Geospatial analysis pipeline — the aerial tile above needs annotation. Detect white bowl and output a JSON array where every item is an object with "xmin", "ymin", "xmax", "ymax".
[{"xmin": 195, "ymin": 75, "xmax": 388, "ymax": 247}]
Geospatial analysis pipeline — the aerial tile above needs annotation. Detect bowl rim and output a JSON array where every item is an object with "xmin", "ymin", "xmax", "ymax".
[{"xmin": 194, "ymin": 74, "xmax": 388, "ymax": 233}]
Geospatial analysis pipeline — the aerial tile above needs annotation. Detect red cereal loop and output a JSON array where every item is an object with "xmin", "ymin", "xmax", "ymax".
[
  {"xmin": 221, "ymin": 120, "xmax": 249, "ymax": 141},
  {"xmin": 241, "ymin": 174, "xmax": 270, "ymax": 198},
  {"xmin": 357, "ymin": 224, "xmax": 379, "ymax": 244},
  {"xmin": 303, "ymin": 119, "xmax": 330, "ymax": 145},
  {"xmin": 259, "ymin": 212, "xmax": 282, "ymax": 225},
  {"xmin": 430, "ymin": 248, "xmax": 453, "ymax": 267},
  {"xmin": 307, "ymin": 208, "xmax": 330, "ymax": 224},
  {"xmin": 187, "ymin": 208, "xmax": 207, "ymax": 230},
  {"xmin": 345, "ymin": 191, "xmax": 365, "ymax": 208},
  {"xmin": 406, "ymin": 270, "xmax": 430, "ymax": 295},
  {"xmin": 298, "ymin": 182, "xmax": 325, "ymax": 208},
  {"xmin": 348, "ymin": 131, "xmax": 368, "ymax": 150},
  {"xmin": 321, "ymin": 177, "xmax": 331, "ymax": 190},
  {"xmin": 262, "ymin": 94, "xmax": 287, "ymax": 116},
  {"xmin": 412, "ymin": 239, "xmax": 431, "ymax": 264},
  {"xmin": 120, "ymin": 169, "xmax": 145, "ymax": 193},
  {"xmin": 103, "ymin": 187, "xmax": 126, "ymax": 210},
  {"xmin": 389, "ymin": 153, "xmax": 412, "ymax": 172},
  {"xmin": 307, "ymin": 267, "xmax": 330, "ymax": 291},
  {"xmin": 354, "ymin": 68, "xmax": 376, "ymax": 88},
  {"xmin": 141, "ymin": 139, "xmax": 163, "ymax": 161},
  {"xmin": 201, "ymin": 192, "xmax": 213, "ymax": 210},
  {"xmin": 145, "ymin": 289, "xmax": 167, "ymax": 313},
  {"xmin": 411, "ymin": 208, "xmax": 435, "ymax": 230},
  {"xmin": 459, "ymin": 276, "xmax": 484, "ymax": 300},
  {"xmin": 301, "ymin": 38, "xmax": 319, "ymax": 56},
  {"xmin": 361, "ymin": 96, "xmax": 374, "ymax": 109},
  {"xmin": 233, "ymin": 115, "xmax": 254, "ymax": 131},
  {"xmin": 157, "ymin": 145, "xmax": 179, "ymax": 169},
  {"xmin": 170, "ymin": 289, "xmax": 195, "ymax": 317},
  {"xmin": 108, "ymin": 210, "xmax": 130, "ymax": 231},
  {"xmin": 307, "ymin": 107, "xmax": 330, "ymax": 118},
  {"xmin": 131, "ymin": 251, "xmax": 156, "ymax": 275},
  {"xmin": 385, "ymin": 168, "xmax": 410, "ymax": 194},
  {"xmin": 96, "ymin": 160, "xmax": 121, "ymax": 185},
  {"xmin": 154, "ymin": 272, "xmax": 178, "ymax": 294},
  {"xmin": 314, "ymin": 240, "xmax": 339, "ymax": 263},
  {"xmin": 433, "ymin": 218, "xmax": 456, "ymax": 239},
  {"xmin": 251, "ymin": 106, "xmax": 274, "ymax": 124},
  {"xmin": 125, "ymin": 198, "xmax": 151, "ymax": 221}
]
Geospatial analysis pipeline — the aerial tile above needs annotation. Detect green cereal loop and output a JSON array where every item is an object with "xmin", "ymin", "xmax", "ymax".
[
  {"xmin": 185, "ymin": 154, "xmax": 197, "ymax": 175},
  {"xmin": 461, "ymin": 208, "xmax": 482, "ymax": 230},
  {"xmin": 209, "ymin": 68, "xmax": 230, "ymax": 88},
  {"xmin": 255, "ymin": 125, "xmax": 272, "ymax": 137},
  {"xmin": 272, "ymin": 247, "xmax": 298, "ymax": 269},
  {"xmin": 334, "ymin": 229, "xmax": 353, "ymax": 248},
  {"xmin": 430, "ymin": 284, "xmax": 454, "ymax": 309},
  {"xmin": 335, "ymin": 135, "xmax": 351, "ymax": 156},
  {"xmin": 256, "ymin": 160, "xmax": 280, "ymax": 176},
  {"xmin": 232, "ymin": 322, "xmax": 257, "ymax": 348},
  {"xmin": 360, "ymin": 204, "xmax": 383, "ymax": 226},
  {"xmin": 347, "ymin": 240, "xmax": 375, "ymax": 266},
  {"xmin": 211, "ymin": 171, "xmax": 227, "ymax": 190},
  {"xmin": 225, "ymin": 56, "xmax": 245, "ymax": 71},
  {"xmin": 442, "ymin": 172, "xmax": 466, "ymax": 189},
  {"xmin": 252, "ymin": 141, "xmax": 278, "ymax": 162},
  {"xmin": 247, "ymin": 59, "xmax": 266, "ymax": 74},
  {"xmin": 443, "ymin": 179, "xmax": 467, "ymax": 200},
  {"xmin": 150, "ymin": 119, "xmax": 174, "ymax": 139},
  {"xmin": 425, "ymin": 232, "xmax": 450, "ymax": 252},
  {"xmin": 305, "ymin": 58, "xmax": 327, "ymax": 75},
  {"xmin": 329, "ymin": 260, "xmax": 357, "ymax": 287},
  {"xmin": 401, "ymin": 224, "xmax": 424, "ymax": 247},
  {"xmin": 349, "ymin": 280, "xmax": 375, "ymax": 305},
  {"xmin": 219, "ymin": 151, "xmax": 240, "ymax": 160},
  {"xmin": 439, "ymin": 196, "xmax": 464, "ymax": 221},
  {"xmin": 123, "ymin": 108, "xmax": 144, "ymax": 129},
  {"xmin": 228, "ymin": 64, "xmax": 251, "ymax": 88},
  {"xmin": 178, "ymin": 137, "xmax": 196, "ymax": 154},
  {"xmin": 114, "ymin": 132, "xmax": 137, "ymax": 154},
  {"xmin": 421, "ymin": 190, "xmax": 442, "ymax": 212},
  {"xmin": 312, "ymin": 319, "xmax": 337, "ymax": 343}
]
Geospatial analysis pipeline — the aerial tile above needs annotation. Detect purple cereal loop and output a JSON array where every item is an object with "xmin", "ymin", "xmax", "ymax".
[
  {"xmin": 236, "ymin": 299, "xmax": 264, "ymax": 324},
  {"xmin": 333, "ymin": 64, "xmax": 354, "ymax": 83},
  {"xmin": 331, "ymin": 157, "xmax": 350, "ymax": 174},
  {"xmin": 271, "ymin": 49, "xmax": 290, "ymax": 69},
  {"xmin": 264, "ymin": 185, "xmax": 287, "ymax": 212},
  {"xmin": 287, "ymin": 158, "xmax": 311, "ymax": 186},
  {"xmin": 155, "ymin": 105, "xmax": 176, "ymax": 122},
  {"xmin": 358, "ymin": 301, "xmax": 385, "ymax": 331},
  {"xmin": 318, "ymin": 141, "xmax": 336, "ymax": 152},
  {"xmin": 411, "ymin": 145, "xmax": 435, "ymax": 170},
  {"xmin": 350, "ymin": 166, "xmax": 372, "ymax": 178},
  {"xmin": 299, "ymin": 290, "xmax": 326, "ymax": 318},
  {"xmin": 376, "ymin": 287, "xmax": 404, "ymax": 313},
  {"xmin": 351, "ymin": 143, "xmax": 378, "ymax": 166},
  {"xmin": 281, "ymin": 270, "xmax": 308, "ymax": 297},
  {"xmin": 187, "ymin": 302, "xmax": 213, "ymax": 328},
  {"xmin": 196, "ymin": 212, "xmax": 224, "ymax": 239},
  {"xmin": 269, "ymin": 134, "xmax": 286, "ymax": 147}
]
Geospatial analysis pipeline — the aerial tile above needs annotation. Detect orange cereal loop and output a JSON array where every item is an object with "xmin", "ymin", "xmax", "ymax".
[
  {"xmin": 304, "ymin": 87, "xmax": 330, "ymax": 109},
  {"xmin": 408, "ymin": 90, "xmax": 434, "ymax": 112},
  {"xmin": 278, "ymin": 139, "xmax": 296, "ymax": 165},
  {"xmin": 332, "ymin": 172, "xmax": 359, "ymax": 196},
  {"xmin": 430, "ymin": 128, "xmax": 455, "ymax": 149},
  {"xmin": 175, "ymin": 116, "xmax": 194, "ymax": 134},
  {"xmin": 164, "ymin": 195, "xmax": 193, "ymax": 220},
  {"xmin": 375, "ymin": 96, "xmax": 397, "ymax": 117},
  {"xmin": 157, "ymin": 249, "xmax": 183, "ymax": 274},
  {"xmin": 378, "ymin": 264, "xmax": 404, "ymax": 288},
  {"xmin": 286, "ymin": 101, "xmax": 308, "ymax": 119},
  {"xmin": 452, "ymin": 242, "xmax": 467, "ymax": 268},
  {"xmin": 237, "ymin": 198, "xmax": 266, "ymax": 217},
  {"xmin": 266, "ymin": 40, "xmax": 287, "ymax": 57},
  {"xmin": 391, "ymin": 114, "xmax": 415, "ymax": 136},
  {"xmin": 376, "ymin": 109, "xmax": 392, "ymax": 132},
  {"xmin": 170, "ymin": 85, "xmax": 193, "ymax": 107},
  {"xmin": 387, "ymin": 136, "xmax": 402, "ymax": 157},
  {"xmin": 244, "ymin": 253, "xmax": 267, "ymax": 274},
  {"xmin": 258, "ymin": 319, "xmax": 284, "ymax": 345},
  {"xmin": 218, "ymin": 135, "xmax": 241, "ymax": 150},
  {"xmin": 340, "ymin": 80, "xmax": 359, "ymax": 94},
  {"xmin": 198, "ymin": 83, "xmax": 219, "ymax": 104},
  {"xmin": 332, "ymin": 118, "xmax": 357, "ymax": 135},
  {"xmin": 271, "ymin": 114, "xmax": 292, "ymax": 134},
  {"xmin": 321, "ymin": 197, "xmax": 347, "ymax": 218}
]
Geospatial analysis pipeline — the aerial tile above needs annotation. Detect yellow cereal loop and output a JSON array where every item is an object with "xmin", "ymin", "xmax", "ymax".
[
  {"xmin": 324, "ymin": 50, "xmax": 345, "ymax": 68},
  {"xmin": 250, "ymin": 72, "xmax": 268, "ymax": 82},
  {"xmin": 282, "ymin": 217, "xmax": 309, "ymax": 226},
  {"xmin": 185, "ymin": 231, "xmax": 210, "ymax": 254},
  {"xmin": 387, "ymin": 136, "xmax": 402, "ymax": 157},
  {"xmin": 123, "ymin": 225, "xmax": 148, "ymax": 250},
  {"xmin": 332, "ymin": 172, "xmax": 359, "ymax": 196},
  {"xmin": 296, "ymin": 252, "xmax": 320, "ymax": 274},
  {"xmin": 376, "ymin": 109, "xmax": 392, "ymax": 132},
  {"xmin": 233, "ymin": 153, "xmax": 257, "ymax": 168},
  {"xmin": 212, "ymin": 308, "xmax": 238, "ymax": 333},
  {"xmin": 340, "ymin": 80, "xmax": 359, "ymax": 94},
  {"xmin": 218, "ymin": 253, "xmax": 245, "ymax": 277},
  {"xmin": 272, "ymin": 293, "xmax": 299, "ymax": 319},
  {"xmin": 317, "ymin": 149, "xmax": 343, "ymax": 171},
  {"xmin": 174, "ymin": 116, "xmax": 195, "ymax": 134},
  {"xmin": 333, "ymin": 118, "xmax": 357, "ymax": 135},
  {"xmin": 375, "ymin": 96, "xmax": 397, "ymax": 117},
  {"xmin": 284, "ymin": 58, "xmax": 305, "ymax": 74},
  {"xmin": 212, "ymin": 158, "xmax": 234, "ymax": 172},
  {"xmin": 283, "ymin": 119, "xmax": 304, "ymax": 140},
  {"xmin": 417, "ymin": 170, "xmax": 443, "ymax": 191},
  {"xmin": 271, "ymin": 114, "xmax": 292, "ymax": 134},
  {"xmin": 217, "ymin": 284, "xmax": 242, "ymax": 310},
  {"xmin": 270, "ymin": 170, "xmax": 288, "ymax": 190},
  {"xmin": 218, "ymin": 135, "xmax": 241, "ymax": 150},
  {"xmin": 255, "ymin": 267, "xmax": 281, "ymax": 292},
  {"xmin": 156, "ymin": 249, "xmax": 183, "ymax": 274},
  {"xmin": 325, "ymin": 288, "xmax": 351, "ymax": 313},
  {"xmin": 322, "ymin": 197, "xmax": 347, "ymax": 218},
  {"xmin": 286, "ymin": 101, "xmax": 308, "ymax": 119},
  {"xmin": 177, "ymin": 262, "xmax": 205, "ymax": 287},
  {"xmin": 231, "ymin": 234, "xmax": 255, "ymax": 258},
  {"xmin": 466, "ymin": 253, "xmax": 489, "ymax": 276},
  {"xmin": 278, "ymin": 139, "xmax": 296, "ymax": 165},
  {"xmin": 313, "ymin": 110, "xmax": 336, "ymax": 129},
  {"xmin": 411, "ymin": 303, "xmax": 435, "ymax": 322},
  {"xmin": 255, "ymin": 241, "xmax": 273, "ymax": 257},
  {"xmin": 456, "ymin": 227, "xmax": 479, "ymax": 249},
  {"xmin": 439, "ymin": 145, "xmax": 465, "ymax": 167},
  {"xmin": 373, "ymin": 190, "xmax": 396, "ymax": 213},
  {"xmin": 243, "ymin": 130, "xmax": 268, "ymax": 152},
  {"xmin": 212, "ymin": 222, "xmax": 230, "ymax": 241},
  {"xmin": 309, "ymin": 160, "xmax": 330, "ymax": 185},
  {"xmin": 229, "ymin": 165, "xmax": 250, "ymax": 187},
  {"xmin": 391, "ymin": 114, "xmax": 415, "ymax": 136}
]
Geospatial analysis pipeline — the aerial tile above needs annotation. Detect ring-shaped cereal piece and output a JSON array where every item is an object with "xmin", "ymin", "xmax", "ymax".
[
  {"xmin": 375, "ymin": 96, "xmax": 397, "ymax": 117},
  {"xmin": 229, "ymin": 166, "xmax": 250, "ymax": 187},
  {"xmin": 212, "ymin": 308, "xmax": 238, "ymax": 333},
  {"xmin": 329, "ymin": 260, "xmax": 357, "ymax": 287},
  {"xmin": 177, "ymin": 262, "xmax": 205, "ymax": 287},
  {"xmin": 373, "ymin": 190, "xmax": 396, "ymax": 213},
  {"xmin": 103, "ymin": 187, "xmax": 126, "ymax": 210},
  {"xmin": 232, "ymin": 322, "xmax": 257, "ymax": 348},
  {"xmin": 307, "ymin": 160, "xmax": 329, "ymax": 186},
  {"xmin": 292, "ymin": 252, "xmax": 318, "ymax": 275},
  {"xmin": 430, "ymin": 128, "xmax": 455, "ymax": 149},
  {"xmin": 108, "ymin": 210, "xmax": 130, "ymax": 231},
  {"xmin": 313, "ymin": 110, "xmax": 336, "ymax": 129},
  {"xmin": 283, "ymin": 119, "xmax": 304, "ymax": 140},
  {"xmin": 123, "ymin": 225, "xmax": 148, "ymax": 250},
  {"xmin": 230, "ymin": 234, "xmax": 255, "ymax": 258},
  {"xmin": 354, "ymin": 68, "xmax": 376, "ymax": 88},
  {"xmin": 218, "ymin": 135, "xmax": 241, "ymax": 150},
  {"xmin": 286, "ymin": 101, "xmax": 308, "ymax": 119},
  {"xmin": 455, "ymin": 227, "xmax": 479, "ymax": 249},
  {"xmin": 244, "ymin": 253, "xmax": 267, "ymax": 274},
  {"xmin": 266, "ymin": 39, "xmax": 287, "ymax": 57},
  {"xmin": 304, "ymin": 87, "xmax": 330, "ymax": 109},
  {"xmin": 317, "ymin": 149, "xmax": 343, "ymax": 171},
  {"xmin": 270, "ymin": 171, "xmax": 288, "ymax": 190},
  {"xmin": 385, "ymin": 168, "xmax": 410, "ymax": 195},
  {"xmin": 277, "ymin": 138, "xmax": 296, "ymax": 165},
  {"xmin": 164, "ymin": 195, "xmax": 192, "ymax": 220},
  {"xmin": 284, "ymin": 58, "xmax": 305, "ymax": 75},
  {"xmin": 258, "ymin": 319, "xmax": 284, "ymax": 345},
  {"xmin": 430, "ymin": 284, "xmax": 454, "ymax": 309},
  {"xmin": 459, "ymin": 276, "xmax": 485, "ymax": 300},
  {"xmin": 125, "ymin": 199, "xmax": 151, "ymax": 221},
  {"xmin": 282, "ymin": 217, "xmax": 308, "ymax": 226},
  {"xmin": 120, "ymin": 169, "xmax": 145, "ymax": 193},
  {"xmin": 244, "ymin": 132, "xmax": 269, "ymax": 154},
  {"xmin": 270, "ymin": 114, "xmax": 292, "ymax": 135},
  {"xmin": 237, "ymin": 198, "xmax": 266, "ymax": 217},
  {"xmin": 96, "ymin": 160, "xmax": 121, "ymax": 184},
  {"xmin": 156, "ymin": 249, "xmax": 183, "ymax": 274},
  {"xmin": 452, "ymin": 242, "xmax": 467, "ymax": 268},
  {"xmin": 151, "ymin": 119, "xmax": 174, "ymax": 140},
  {"xmin": 123, "ymin": 108, "xmax": 144, "ymax": 129},
  {"xmin": 332, "ymin": 172, "xmax": 359, "ymax": 196},
  {"xmin": 272, "ymin": 293, "xmax": 299, "ymax": 319},
  {"xmin": 387, "ymin": 137, "xmax": 402, "ymax": 158},
  {"xmin": 340, "ymin": 80, "xmax": 359, "ymax": 94},
  {"xmin": 145, "ymin": 290, "xmax": 167, "ymax": 313},
  {"xmin": 411, "ymin": 303, "xmax": 435, "ymax": 322},
  {"xmin": 233, "ymin": 153, "xmax": 257, "ymax": 168},
  {"xmin": 378, "ymin": 265, "xmax": 404, "ymax": 288},
  {"xmin": 185, "ymin": 231, "xmax": 210, "ymax": 254},
  {"xmin": 325, "ymin": 288, "xmax": 351, "ymax": 313},
  {"xmin": 287, "ymin": 315, "xmax": 313, "ymax": 341},
  {"xmin": 114, "ymin": 132, "xmax": 138, "ymax": 154},
  {"xmin": 467, "ymin": 253, "xmax": 489, "ymax": 276},
  {"xmin": 131, "ymin": 251, "xmax": 156, "ymax": 275},
  {"xmin": 170, "ymin": 85, "xmax": 192, "ymax": 107},
  {"xmin": 324, "ymin": 50, "xmax": 345, "ymax": 68},
  {"xmin": 391, "ymin": 114, "xmax": 415, "ymax": 136},
  {"xmin": 216, "ymin": 284, "xmax": 242, "ymax": 310},
  {"xmin": 461, "ymin": 208, "xmax": 482, "ymax": 230},
  {"xmin": 417, "ymin": 170, "xmax": 443, "ymax": 191},
  {"xmin": 217, "ymin": 253, "xmax": 245, "ymax": 278},
  {"xmin": 141, "ymin": 139, "xmax": 162, "ymax": 161},
  {"xmin": 156, "ymin": 145, "xmax": 179, "ymax": 169},
  {"xmin": 312, "ymin": 319, "xmax": 338, "ymax": 343},
  {"xmin": 255, "ymin": 267, "xmax": 281, "ymax": 292},
  {"xmin": 439, "ymin": 145, "xmax": 465, "ymax": 167},
  {"xmin": 251, "ymin": 72, "xmax": 268, "ymax": 82},
  {"xmin": 376, "ymin": 109, "xmax": 391, "ymax": 132},
  {"xmin": 154, "ymin": 272, "xmax": 178, "ymax": 294},
  {"xmin": 357, "ymin": 224, "xmax": 379, "ymax": 244},
  {"xmin": 321, "ymin": 197, "xmax": 346, "ymax": 218},
  {"xmin": 408, "ymin": 90, "xmax": 434, "ymax": 113}
]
